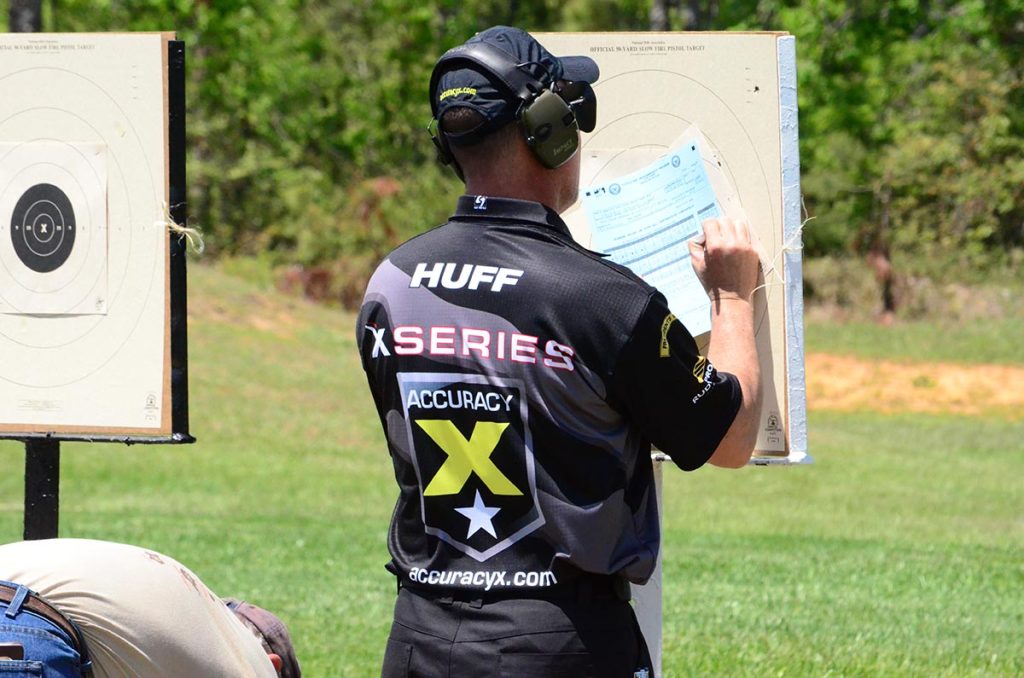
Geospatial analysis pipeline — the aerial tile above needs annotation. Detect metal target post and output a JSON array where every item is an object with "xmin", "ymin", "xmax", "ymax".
[{"xmin": 23, "ymin": 438, "xmax": 60, "ymax": 539}]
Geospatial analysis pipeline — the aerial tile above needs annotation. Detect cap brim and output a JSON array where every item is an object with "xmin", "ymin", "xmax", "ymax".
[
  {"xmin": 560, "ymin": 55, "xmax": 599, "ymax": 84},
  {"xmin": 225, "ymin": 599, "xmax": 302, "ymax": 678}
]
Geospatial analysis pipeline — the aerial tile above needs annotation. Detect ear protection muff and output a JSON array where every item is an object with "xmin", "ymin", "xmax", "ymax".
[
  {"xmin": 429, "ymin": 42, "xmax": 581, "ymax": 172},
  {"xmin": 521, "ymin": 89, "xmax": 578, "ymax": 169}
]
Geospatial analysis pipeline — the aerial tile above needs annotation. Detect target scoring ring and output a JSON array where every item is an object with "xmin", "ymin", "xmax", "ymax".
[{"xmin": 11, "ymin": 183, "xmax": 76, "ymax": 273}]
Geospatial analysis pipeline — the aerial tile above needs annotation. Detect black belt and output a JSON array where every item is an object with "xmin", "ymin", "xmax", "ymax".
[
  {"xmin": 400, "ymin": 571, "xmax": 632, "ymax": 604},
  {"xmin": 0, "ymin": 582, "xmax": 92, "ymax": 674}
]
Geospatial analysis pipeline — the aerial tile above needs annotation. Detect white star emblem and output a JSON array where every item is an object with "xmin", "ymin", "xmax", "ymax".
[{"xmin": 455, "ymin": 490, "xmax": 500, "ymax": 539}]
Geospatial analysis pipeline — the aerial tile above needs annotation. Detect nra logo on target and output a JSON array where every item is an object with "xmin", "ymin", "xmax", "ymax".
[{"xmin": 398, "ymin": 372, "xmax": 543, "ymax": 562}]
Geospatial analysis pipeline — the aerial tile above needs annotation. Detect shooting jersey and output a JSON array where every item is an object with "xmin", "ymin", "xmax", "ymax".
[{"xmin": 357, "ymin": 195, "xmax": 740, "ymax": 592}]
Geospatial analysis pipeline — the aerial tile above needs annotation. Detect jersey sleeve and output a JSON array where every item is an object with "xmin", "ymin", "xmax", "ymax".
[{"xmin": 609, "ymin": 292, "xmax": 742, "ymax": 471}]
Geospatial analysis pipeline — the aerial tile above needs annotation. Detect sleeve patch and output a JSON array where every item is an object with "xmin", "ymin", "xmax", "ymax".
[
  {"xmin": 659, "ymin": 313, "xmax": 677, "ymax": 358},
  {"xmin": 693, "ymin": 355, "xmax": 708, "ymax": 383}
]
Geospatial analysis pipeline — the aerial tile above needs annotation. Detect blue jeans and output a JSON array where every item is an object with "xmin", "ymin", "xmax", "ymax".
[{"xmin": 0, "ymin": 581, "xmax": 83, "ymax": 677}]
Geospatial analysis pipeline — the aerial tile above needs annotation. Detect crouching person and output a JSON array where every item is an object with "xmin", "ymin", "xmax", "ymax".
[{"xmin": 0, "ymin": 538, "xmax": 299, "ymax": 677}]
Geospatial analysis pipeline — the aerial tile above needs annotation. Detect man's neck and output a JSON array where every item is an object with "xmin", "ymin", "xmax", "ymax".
[
  {"xmin": 464, "ymin": 176, "xmax": 559, "ymax": 211},
  {"xmin": 460, "ymin": 138, "xmax": 572, "ymax": 212}
]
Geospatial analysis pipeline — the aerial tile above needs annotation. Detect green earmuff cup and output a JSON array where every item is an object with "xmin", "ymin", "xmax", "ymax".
[{"xmin": 521, "ymin": 90, "xmax": 579, "ymax": 169}]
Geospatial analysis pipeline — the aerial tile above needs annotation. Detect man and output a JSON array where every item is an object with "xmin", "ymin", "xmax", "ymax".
[
  {"xmin": 357, "ymin": 25, "xmax": 761, "ymax": 677},
  {"xmin": 0, "ymin": 538, "xmax": 300, "ymax": 677}
]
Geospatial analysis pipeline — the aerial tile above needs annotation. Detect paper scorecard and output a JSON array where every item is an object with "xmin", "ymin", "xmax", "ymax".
[{"xmin": 578, "ymin": 126, "xmax": 742, "ymax": 337}]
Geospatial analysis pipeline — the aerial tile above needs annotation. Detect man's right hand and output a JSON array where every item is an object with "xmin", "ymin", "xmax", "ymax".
[
  {"xmin": 688, "ymin": 217, "xmax": 760, "ymax": 303},
  {"xmin": 688, "ymin": 217, "xmax": 763, "ymax": 468}
]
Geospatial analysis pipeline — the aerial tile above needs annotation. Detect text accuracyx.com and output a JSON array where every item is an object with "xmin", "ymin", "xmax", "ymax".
[{"xmin": 407, "ymin": 567, "xmax": 559, "ymax": 591}]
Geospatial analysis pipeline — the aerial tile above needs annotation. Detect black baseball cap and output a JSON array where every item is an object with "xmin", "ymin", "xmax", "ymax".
[
  {"xmin": 431, "ymin": 26, "xmax": 599, "ymax": 143},
  {"xmin": 224, "ymin": 598, "xmax": 301, "ymax": 678}
]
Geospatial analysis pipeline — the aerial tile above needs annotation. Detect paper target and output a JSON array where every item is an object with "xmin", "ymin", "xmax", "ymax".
[
  {"xmin": 0, "ymin": 142, "xmax": 108, "ymax": 315},
  {"xmin": 539, "ymin": 32, "xmax": 802, "ymax": 459},
  {"xmin": 580, "ymin": 68, "xmax": 776, "ymax": 240},
  {"xmin": 0, "ymin": 33, "xmax": 173, "ymax": 434}
]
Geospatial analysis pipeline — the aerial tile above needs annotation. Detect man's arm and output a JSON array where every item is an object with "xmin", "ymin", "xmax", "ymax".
[{"xmin": 688, "ymin": 218, "xmax": 763, "ymax": 468}]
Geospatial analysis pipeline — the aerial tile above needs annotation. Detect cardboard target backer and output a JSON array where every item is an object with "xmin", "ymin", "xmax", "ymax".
[
  {"xmin": 0, "ymin": 33, "xmax": 183, "ymax": 437},
  {"xmin": 538, "ymin": 32, "xmax": 807, "ymax": 463}
]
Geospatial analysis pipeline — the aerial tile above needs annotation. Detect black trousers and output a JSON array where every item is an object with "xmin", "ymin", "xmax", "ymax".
[{"xmin": 381, "ymin": 587, "xmax": 653, "ymax": 678}]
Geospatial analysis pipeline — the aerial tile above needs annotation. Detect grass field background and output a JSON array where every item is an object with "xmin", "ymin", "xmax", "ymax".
[{"xmin": 1, "ymin": 263, "xmax": 1021, "ymax": 676}]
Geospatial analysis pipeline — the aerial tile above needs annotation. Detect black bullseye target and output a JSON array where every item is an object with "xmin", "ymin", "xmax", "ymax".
[{"xmin": 10, "ymin": 183, "xmax": 76, "ymax": 273}]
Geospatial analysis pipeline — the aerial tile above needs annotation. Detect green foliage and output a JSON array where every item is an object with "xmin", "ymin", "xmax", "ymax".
[
  {"xmin": 772, "ymin": 1, "xmax": 1024, "ymax": 275},
  {"xmin": 48, "ymin": 1, "xmax": 572, "ymax": 269},
  {"xmin": 53, "ymin": 0, "xmax": 339, "ymax": 255},
  {"xmin": 560, "ymin": 0, "xmax": 650, "ymax": 31},
  {"xmin": 880, "ymin": 38, "xmax": 1024, "ymax": 271},
  {"xmin": 41, "ymin": 1, "xmax": 1024, "ymax": 296}
]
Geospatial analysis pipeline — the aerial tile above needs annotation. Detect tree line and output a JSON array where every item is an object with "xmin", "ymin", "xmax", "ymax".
[{"xmin": 14, "ymin": 0, "xmax": 1024, "ymax": 305}]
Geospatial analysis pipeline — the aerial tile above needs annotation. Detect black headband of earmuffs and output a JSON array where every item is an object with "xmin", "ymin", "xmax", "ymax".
[
  {"xmin": 429, "ymin": 42, "xmax": 591, "ymax": 175},
  {"xmin": 429, "ymin": 42, "xmax": 548, "ymax": 119}
]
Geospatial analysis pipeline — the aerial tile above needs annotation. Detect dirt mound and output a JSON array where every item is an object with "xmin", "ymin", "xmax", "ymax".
[{"xmin": 806, "ymin": 353, "xmax": 1024, "ymax": 420}]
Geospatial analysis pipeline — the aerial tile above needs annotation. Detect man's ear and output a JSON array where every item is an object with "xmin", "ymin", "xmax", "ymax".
[{"xmin": 269, "ymin": 653, "xmax": 283, "ymax": 673}]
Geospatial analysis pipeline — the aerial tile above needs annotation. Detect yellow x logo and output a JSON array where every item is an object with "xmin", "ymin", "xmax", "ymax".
[{"xmin": 416, "ymin": 420, "xmax": 522, "ymax": 496}]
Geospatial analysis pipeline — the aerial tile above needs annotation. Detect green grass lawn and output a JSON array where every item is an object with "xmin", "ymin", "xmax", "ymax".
[
  {"xmin": 804, "ymin": 318, "xmax": 1024, "ymax": 365},
  {"xmin": 1, "ymin": 264, "xmax": 1021, "ymax": 676}
]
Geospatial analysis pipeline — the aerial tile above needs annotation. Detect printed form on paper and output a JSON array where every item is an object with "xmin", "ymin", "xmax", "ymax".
[{"xmin": 579, "ymin": 129, "xmax": 738, "ymax": 337}]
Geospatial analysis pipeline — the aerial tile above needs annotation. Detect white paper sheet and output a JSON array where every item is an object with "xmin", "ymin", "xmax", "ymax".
[{"xmin": 581, "ymin": 136, "xmax": 722, "ymax": 335}]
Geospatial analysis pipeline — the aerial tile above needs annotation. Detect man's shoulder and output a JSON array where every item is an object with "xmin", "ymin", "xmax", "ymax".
[
  {"xmin": 523, "ymin": 228, "xmax": 658, "ymax": 305},
  {"xmin": 388, "ymin": 218, "xmax": 453, "ymax": 254},
  {"xmin": 399, "ymin": 216, "xmax": 652, "ymax": 283},
  {"xmin": 367, "ymin": 216, "xmax": 657, "ymax": 316}
]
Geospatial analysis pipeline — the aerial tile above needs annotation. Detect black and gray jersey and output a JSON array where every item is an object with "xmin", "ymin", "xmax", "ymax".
[{"xmin": 357, "ymin": 195, "xmax": 740, "ymax": 591}]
